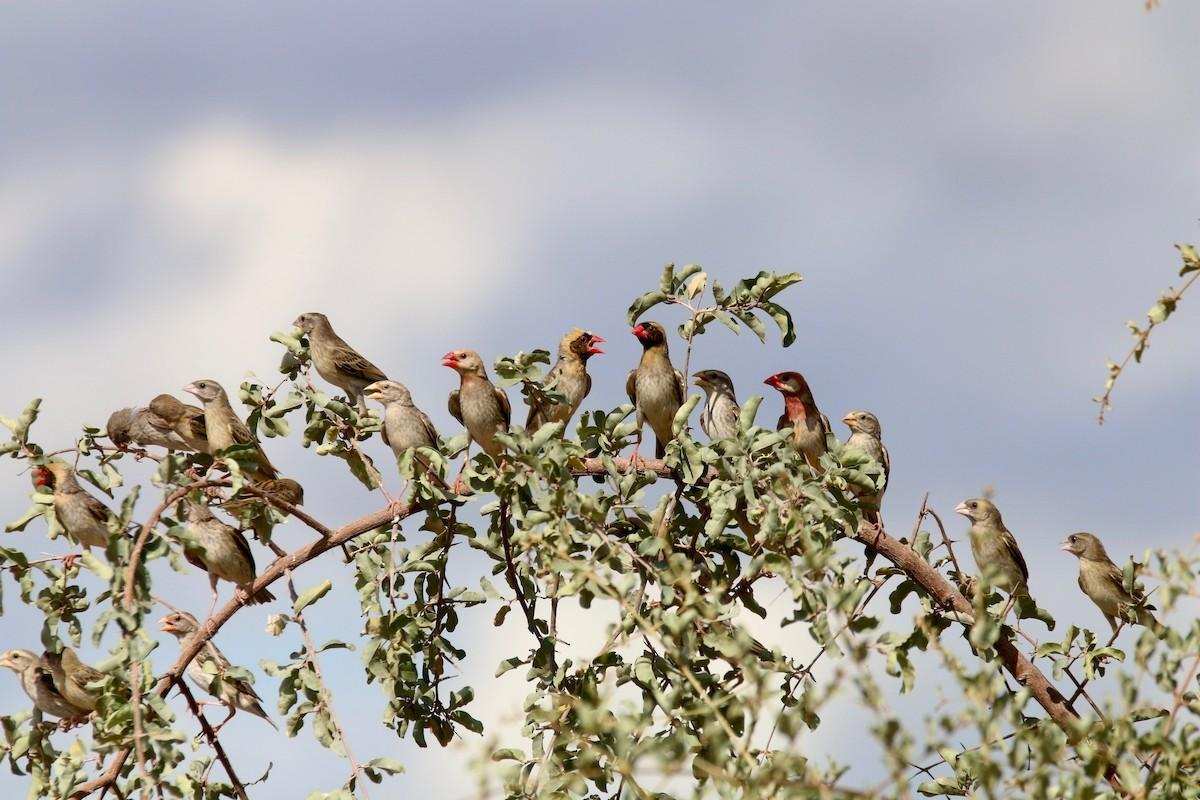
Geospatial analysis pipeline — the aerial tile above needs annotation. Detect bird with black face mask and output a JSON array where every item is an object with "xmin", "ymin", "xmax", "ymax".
[
  {"xmin": 955, "ymin": 497, "xmax": 1047, "ymax": 628},
  {"xmin": 693, "ymin": 370, "xmax": 741, "ymax": 441},
  {"xmin": 764, "ymin": 371, "xmax": 831, "ymax": 471},
  {"xmin": 293, "ymin": 312, "xmax": 388, "ymax": 413},
  {"xmin": 1062, "ymin": 532, "xmax": 1160, "ymax": 635},
  {"xmin": 526, "ymin": 328, "xmax": 604, "ymax": 434},
  {"xmin": 627, "ymin": 321, "xmax": 685, "ymax": 461}
]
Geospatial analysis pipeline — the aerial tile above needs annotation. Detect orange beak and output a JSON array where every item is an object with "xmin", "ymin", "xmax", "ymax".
[{"xmin": 441, "ymin": 352, "xmax": 459, "ymax": 369}]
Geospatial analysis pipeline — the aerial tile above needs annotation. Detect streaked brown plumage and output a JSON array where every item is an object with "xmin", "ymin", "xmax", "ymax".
[
  {"xmin": 525, "ymin": 328, "xmax": 604, "ymax": 433},
  {"xmin": 148, "ymin": 394, "xmax": 209, "ymax": 452},
  {"xmin": 693, "ymin": 369, "xmax": 741, "ymax": 441},
  {"xmin": 0, "ymin": 649, "xmax": 89, "ymax": 722},
  {"xmin": 444, "ymin": 350, "xmax": 510, "ymax": 459},
  {"xmin": 106, "ymin": 403, "xmax": 190, "ymax": 451},
  {"xmin": 182, "ymin": 379, "xmax": 279, "ymax": 481},
  {"xmin": 293, "ymin": 312, "xmax": 388, "ymax": 412},
  {"xmin": 626, "ymin": 321, "xmax": 685, "ymax": 459},
  {"xmin": 179, "ymin": 501, "xmax": 274, "ymax": 608},
  {"xmin": 221, "ymin": 478, "xmax": 305, "ymax": 519},
  {"xmin": 34, "ymin": 461, "xmax": 113, "ymax": 550},
  {"xmin": 1062, "ymin": 532, "xmax": 1160, "ymax": 634},
  {"xmin": 43, "ymin": 647, "xmax": 106, "ymax": 713},
  {"xmin": 765, "ymin": 371, "xmax": 831, "ymax": 470},
  {"xmin": 159, "ymin": 611, "xmax": 276, "ymax": 730}
]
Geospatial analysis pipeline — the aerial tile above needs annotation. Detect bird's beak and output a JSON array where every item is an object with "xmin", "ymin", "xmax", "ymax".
[
  {"xmin": 953, "ymin": 502, "xmax": 970, "ymax": 518},
  {"xmin": 841, "ymin": 414, "xmax": 854, "ymax": 425},
  {"xmin": 692, "ymin": 376, "xmax": 705, "ymax": 387},
  {"xmin": 157, "ymin": 619, "xmax": 172, "ymax": 633},
  {"xmin": 363, "ymin": 381, "xmax": 383, "ymax": 399},
  {"xmin": 631, "ymin": 324, "xmax": 647, "ymax": 340},
  {"xmin": 182, "ymin": 383, "xmax": 200, "ymax": 398},
  {"xmin": 764, "ymin": 375, "xmax": 780, "ymax": 389},
  {"xmin": 587, "ymin": 334, "xmax": 605, "ymax": 355},
  {"xmin": 441, "ymin": 352, "xmax": 459, "ymax": 369},
  {"xmin": 291, "ymin": 316, "xmax": 303, "ymax": 328},
  {"xmin": 1059, "ymin": 539, "xmax": 1075, "ymax": 553}
]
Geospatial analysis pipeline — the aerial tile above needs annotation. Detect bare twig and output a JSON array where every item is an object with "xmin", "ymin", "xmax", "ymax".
[{"xmin": 175, "ymin": 680, "xmax": 250, "ymax": 800}]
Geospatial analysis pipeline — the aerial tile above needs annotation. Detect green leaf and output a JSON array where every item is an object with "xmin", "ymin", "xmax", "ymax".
[
  {"xmin": 293, "ymin": 579, "xmax": 333, "ymax": 614},
  {"xmin": 627, "ymin": 291, "xmax": 669, "ymax": 325}
]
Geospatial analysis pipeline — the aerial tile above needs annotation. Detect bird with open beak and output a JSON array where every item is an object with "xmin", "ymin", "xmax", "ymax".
[
  {"xmin": 842, "ymin": 411, "xmax": 889, "ymax": 516},
  {"xmin": 158, "ymin": 611, "xmax": 276, "ymax": 733},
  {"xmin": 444, "ymin": 349, "xmax": 511, "ymax": 460},
  {"xmin": 365, "ymin": 380, "xmax": 440, "ymax": 467},
  {"xmin": 182, "ymin": 379, "xmax": 280, "ymax": 482},
  {"xmin": 626, "ymin": 321, "xmax": 685, "ymax": 461},
  {"xmin": 293, "ymin": 312, "xmax": 388, "ymax": 413},
  {"xmin": 147, "ymin": 394, "xmax": 210, "ymax": 453},
  {"xmin": 0, "ymin": 649, "xmax": 90, "ymax": 726},
  {"xmin": 955, "ymin": 498, "xmax": 1042, "ymax": 625},
  {"xmin": 1062, "ymin": 532, "xmax": 1160, "ymax": 635},
  {"xmin": 764, "ymin": 371, "xmax": 831, "ymax": 470},
  {"xmin": 179, "ymin": 500, "xmax": 275, "ymax": 616},
  {"xmin": 525, "ymin": 328, "xmax": 604, "ymax": 434},
  {"xmin": 34, "ymin": 461, "xmax": 114, "ymax": 562},
  {"xmin": 693, "ymin": 369, "xmax": 741, "ymax": 441}
]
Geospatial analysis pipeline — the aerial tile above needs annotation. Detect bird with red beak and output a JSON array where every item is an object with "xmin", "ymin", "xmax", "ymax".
[
  {"xmin": 764, "ymin": 371, "xmax": 831, "ymax": 470},
  {"xmin": 626, "ymin": 321, "xmax": 685, "ymax": 461},
  {"xmin": 444, "ymin": 349, "xmax": 511, "ymax": 460},
  {"xmin": 526, "ymin": 328, "xmax": 604, "ymax": 434}
]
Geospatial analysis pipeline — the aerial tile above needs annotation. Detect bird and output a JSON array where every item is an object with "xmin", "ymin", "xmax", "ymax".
[
  {"xmin": 182, "ymin": 379, "xmax": 280, "ymax": 481},
  {"xmin": 955, "ymin": 498, "xmax": 1040, "ymax": 624},
  {"xmin": 0, "ymin": 649, "xmax": 89, "ymax": 725},
  {"xmin": 841, "ymin": 411, "xmax": 890, "ymax": 515},
  {"xmin": 365, "ymin": 380, "xmax": 440, "ymax": 466},
  {"xmin": 33, "ymin": 461, "xmax": 114, "ymax": 559},
  {"xmin": 293, "ymin": 312, "xmax": 388, "ymax": 413},
  {"xmin": 693, "ymin": 369, "xmax": 741, "ymax": 441},
  {"xmin": 147, "ymin": 394, "xmax": 210, "ymax": 453},
  {"xmin": 178, "ymin": 501, "xmax": 275, "ymax": 616},
  {"xmin": 764, "ymin": 372, "xmax": 831, "ymax": 470},
  {"xmin": 221, "ymin": 478, "xmax": 305, "ymax": 519},
  {"xmin": 158, "ymin": 611, "xmax": 276, "ymax": 732},
  {"xmin": 444, "ymin": 350, "xmax": 511, "ymax": 460},
  {"xmin": 106, "ymin": 402, "xmax": 191, "ymax": 451},
  {"xmin": 626, "ymin": 321, "xmax": 685, "ymax": 460},
  {"xmin": 1062, "ymin": 532, "xmax": 1160, "ymax": 635},
  {"xmin": 42, "ymin": 647, "xmax": 107, "ymax": 714},
  {"xmin": 525, "ymin": 328, "xmax": 604, "ymax": 433}
]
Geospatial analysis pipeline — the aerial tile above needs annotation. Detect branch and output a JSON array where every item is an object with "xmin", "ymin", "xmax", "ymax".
[{"xmin": 174, "ymin": 680, "xmax": 250, "ymax": 800}]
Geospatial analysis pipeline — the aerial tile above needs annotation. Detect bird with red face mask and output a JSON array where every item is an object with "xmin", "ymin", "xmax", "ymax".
[
  {"xmin": 764, "ymin": 371, "xmax": 831, "ymax": 470},
  {"xmin": 444, "ymin": 349, "xmax": 511, "ymax": 460},
  {"xmin": 525, "ymin": 328, "xmax": 605, "ymax": 434},
  {"xmin": 626, "ymin": 321, "xmax": 686, "ymax": 461}
]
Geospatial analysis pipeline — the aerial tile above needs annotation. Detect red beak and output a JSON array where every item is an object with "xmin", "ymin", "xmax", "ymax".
[
  {"xmin": 441, "ymin": 351, "xmax": 459, "ymax": 369},
  {"xmin": 587, "ymin": 334, "xmax": 605, "ymax": 356},
  {"xmin": 631, "ymin": 325, "xmax": 646, "ymax": 340},
  {"xmin": 764, "ymin": 375, "xmax": 781, "ymax": 389}
]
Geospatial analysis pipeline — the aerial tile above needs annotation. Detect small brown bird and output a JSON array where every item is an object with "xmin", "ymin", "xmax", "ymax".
[
  {"xmin": 293, "ymin": 312, "xmax": 388, "ymax": 413},
  {"xmin": 444, "ymin": 350, "xmax": 511, "ymax": 460},
  {"xmin": 1062, "ymin": 532, "xmax": 1160, "ymax": 635},
  {"xmin": 955, "ymin": 498, "xmax": 1039, "ymax": 622},
  {"xmin": 179, "ymin": 501, "xmax": 274, "ymax": 615},
  {"xmin": 106, "ymin": 403, "xmax": 191, "ymax": 451},
  {"xmin": 365, "ymin": 380, "xmax": 440, "ymax": 464},
  {"xmin": 0, "ymin": 649, "xmax": 89, "ymax": 724},
  {"xmin": 221, "ymin": 478, "xmax": 305, "ymax": 519},
  {"xmin": 43, "ymin": 648, "xmax": 106, "ymax": 713},
  {"xmin": 693, "ymin": 369, "xmax": 741, "ymax": 441},
  {"xmin": 148, "ymin": 394, "xmax": 210, "ymax": 453},
  {"xmin": 627, "ymin": 322, "xmax": 685, "ymax": 460},
  {"xmin": 182, "ymin": 379, "xmax": 279, "ymax": 481},
  {"xmin": 525, "ymin": 328, "xmax": 605, "ymax": 433},
  {"xmin": 765, "ymin": 371, "xmax": 831, "ymax": 470},
  {"xmin": 34, "ymin": 461, "xmax": 113, "ymax": 555},
  {"xmin": 158, "ymin": 611, "xmax": 276, "ymax": 732},
  {"xmin": 842, "ymin": 411, "xmax": 890, "ymax": 514}
]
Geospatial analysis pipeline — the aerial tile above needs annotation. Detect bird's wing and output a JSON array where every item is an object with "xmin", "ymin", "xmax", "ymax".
[
  {"xmin": 1002, "ymin": 529, "xmax": 1030, "ymax": 583},
  {"xmin": 62, "ymin": 649, "xmax": 103, "ymax": 686},
  {"xmin": 228, "ymin": 415, "xmax": 278, "ymax": 478},
  {"xmin": 331, "ymin": 345, "xmax": 387, "ymax": 383},
  {"xmin": 199, "ymin": 640, "xmax": 233, "ymax": 673},
  {"xmin": 880, "ymin": 442, "xmax": 891, "ymax": 484},
  {"xmin": 776, "ymin": 413, "xmax": 789, "ymax": 432},
  {"xmin": 584, "ymin": 372, "xmax": 592, "ymax": 401},
  {"xmin": 33, "ymin": 666, "xmax": 64, "ymax": 699},
  {"xmin": 819, "ymin": 412, "xmax": 833, "ymax": 437},
  {"xmin": 230, "ymin": 528, "xmax": 256, "ymax": 573},
  {"xmin": 184, "ymin": 409, "xmax": 208, "ymax": 441},
  {"xmin": 81, "ymin": 492, "xmax": 112, "ymax": 525},
  {"xmin": 625, "ymin": 370, "xmax": 637, "ymax": 405},
  {"xmin": 447, "ymin": 390, "xmax": 463, "ymax": 425},
  {"xmin": 495, "ymin": 385, "xmax": 512, "ymax": 428},
  {"xmin": 417, "ymin": 409, "xmax": 440, "ymax": 445},
  {"xmin": 672, "ymin": 370, "xmax": 686, "ymax": 407}
]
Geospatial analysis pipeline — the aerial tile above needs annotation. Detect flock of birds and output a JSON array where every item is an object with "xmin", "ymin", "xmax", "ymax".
[{"xmin": 0, "ymin": 312, "xmax": 1160, "ymax": 734}]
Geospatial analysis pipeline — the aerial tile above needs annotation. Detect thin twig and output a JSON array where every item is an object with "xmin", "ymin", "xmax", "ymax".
[{"xmin": 175, "ymin": 680, "xmax": 250, "ymax": 800}]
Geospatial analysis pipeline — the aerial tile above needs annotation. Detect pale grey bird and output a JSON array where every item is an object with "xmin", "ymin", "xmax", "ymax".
[
  {"xmin": 842, "ymin": 410, "xmax": 890, "ymax": 515},
  {"xmin": 693, "ymin": 369, "xmax": 741, "ymax": 440}
]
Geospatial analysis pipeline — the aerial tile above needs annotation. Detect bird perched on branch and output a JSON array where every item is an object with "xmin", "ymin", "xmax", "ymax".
[
  {"xmin": 366, "ymin": 380, "xmax": 440, "ymax": 467},
  {"xmin": 627, "ymin": 321, "xmax": 685, "ymax": 460},
  {"xmin": 0, "ymin": 649, "xmax": 89, "ymax": 726},
  {"xmin": 158, "ymin": 611, "xmax": 276, "ymax": 733},
  {"xmin": 444, "ymin": 350, "xmax": 510, "ymax": 460},
  {"xmin": 955, "ymin": 498, "xmax": 1040, "ymax": 624},
  {"xmin": 106, "ymin": 401, "xmax": 191, "ymax": 452},
  {"xmin": 693, "ymin": 370, "xmax": 741, "ymax": 441},
  {"xmin": 221, "ymin": 478, "xmax": 305, "ymax": 519},
  {"xmin": 1062, "ymin": 532, "xmax": 1160, "ymax": 635},
  {"xmin": 525, "ymin": 328, "xmax": 604, "ymax": 433},
  {"xmin": 33, "ymin": 461, "xmax": 114, "ymax": 558},
  {"xmin": 183, "ymin": 379, "xmax": 279, "ymax": 482},
  {"xmin": 148, "ymin": 394, "xmax": 209, "ymax": 453},
  {"xmin": 178, "ymin": 501, "xmax": 274, "ymax": 615},
  {"xmin": 43, "ymin": 647, "xmax": 107, "ymax": 714},
  {"xmin": 293, "ymin": 312, "xmax": 388, "ymax": 413},
  {"xmin": 842, "ymin": 411, "xmax": 889, "ymax": 516},
  {"xmin": 765, "ymin": 371, "xmax": 830, "ymax": 470}
]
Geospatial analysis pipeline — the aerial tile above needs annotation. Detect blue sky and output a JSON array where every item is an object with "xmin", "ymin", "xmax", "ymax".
[{"xmin": 2, "ymin": 2, "xmax": 1199, "ymax": 796}]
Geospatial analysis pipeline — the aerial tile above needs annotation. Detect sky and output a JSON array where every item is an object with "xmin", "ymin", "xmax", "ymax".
[{"xmin": 1, "ymin": 1, "xmax": 1199, "ymax": 797}]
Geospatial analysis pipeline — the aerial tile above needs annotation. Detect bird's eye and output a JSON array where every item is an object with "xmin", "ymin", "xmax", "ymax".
[{"xmin": 968, "ymin": 501, "xmax": 977, "ymax": 509}]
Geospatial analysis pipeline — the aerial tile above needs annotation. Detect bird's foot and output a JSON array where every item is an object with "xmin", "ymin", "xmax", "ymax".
[{"xmin": 60, "ymin": 552, "xmax": 82, "ymax": 572}]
